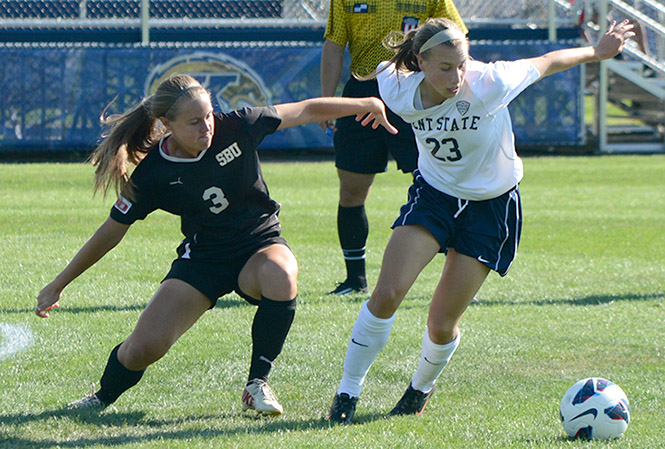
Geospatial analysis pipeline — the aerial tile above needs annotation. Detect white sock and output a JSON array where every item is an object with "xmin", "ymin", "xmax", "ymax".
[
  {"xmin": 410, "ymin": 328, "xmax": 460, "ymax": 393},
  {"xmin": 337, "ymin": 301, "xmax": 394, "ymax": 398}
]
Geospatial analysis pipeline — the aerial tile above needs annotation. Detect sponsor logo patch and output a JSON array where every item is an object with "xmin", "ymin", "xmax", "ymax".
[{"xmin": 114, "ymin": 195, "xmax": 132, "ymax": 214}]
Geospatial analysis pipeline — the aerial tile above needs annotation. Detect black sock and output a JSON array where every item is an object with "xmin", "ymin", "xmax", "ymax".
[
  {"xmin": 337, "ymin": 204, "xmax": 368, "ymax": 285},
  {"xmin": 95, "ymin": 343, "xmax": 145, "ymax": 405},
  {"xmin": 248, "ymin": 296, "xmax": 297, "ymax": 382}
]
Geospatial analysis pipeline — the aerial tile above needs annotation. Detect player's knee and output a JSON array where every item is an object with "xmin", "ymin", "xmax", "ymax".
[
  {"xmin": 369, "ymin": 283, "xmax": 405, "ymax": 317},
  {"xmin": 338, "ymin": 174, "xmax": 373, "ymax": 206},
  {"xmin": 261, "ymin": 257, "xmax": 298, "ymax": 298},
  {"xmin": 121, "ymin": 339, "xmax": 171, "ymax": 370},
  {"xmin": 427, "ymin": 320, "xmax": 458, "ymax": 345},
  {"xmin": 339, "ymin": 188, "xmax": 369, "ymax": 206}
]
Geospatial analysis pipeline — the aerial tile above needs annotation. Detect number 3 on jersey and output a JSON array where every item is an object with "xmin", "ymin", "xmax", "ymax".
[
  {"xmin": 427, "ymin": 137, "xmax": 462, "ymax": 162},
  {"xmin": 202, "ymin": 186, "xmax": 229, "ymax": 214}
]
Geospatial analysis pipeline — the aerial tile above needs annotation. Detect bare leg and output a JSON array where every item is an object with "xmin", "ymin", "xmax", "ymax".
[
  {"xmin": 427, "ymin": 248, "xmax": 490, "ymax": 344},
  {"xmin": 119, "ymin": 279, "xmax": 212, "ymax": 370},
  {"xmin": 336, "ymin": 225, "xmax": 440, "ymax": 397}
]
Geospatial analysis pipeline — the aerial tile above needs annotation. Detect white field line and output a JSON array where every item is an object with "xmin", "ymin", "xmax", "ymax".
[{"xmin": 0, "ymin": 323, "xmax": 34, "ymax": 361}]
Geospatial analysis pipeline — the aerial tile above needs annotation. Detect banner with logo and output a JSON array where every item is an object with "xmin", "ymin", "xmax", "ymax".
[{"xmin": 0, "ymin": 42, "xmax": 582, "ymax": 152}]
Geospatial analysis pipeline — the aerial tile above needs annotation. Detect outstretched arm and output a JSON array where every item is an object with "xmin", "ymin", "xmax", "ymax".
[
  {"xmin": 275, "ymin": 96, "xmax": 398, "ymax": 134},
  {"xmin": 36, "ymin": 216, "xmax": 130, "ymax": 317},
  {"xmin": 527, "ymin": 20, "xmax": 635, "ymax": 80}
]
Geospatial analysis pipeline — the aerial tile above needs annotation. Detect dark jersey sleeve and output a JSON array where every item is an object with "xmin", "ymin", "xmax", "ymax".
[
  {"xmin": 233, "ymin": 106, "xmax": 281, "ymax": 149},
  {"xmin": 109, "ymin": 157, "xmax": 161, "ymax": 225}
]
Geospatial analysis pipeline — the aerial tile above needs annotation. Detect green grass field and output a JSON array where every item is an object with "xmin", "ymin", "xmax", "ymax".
[{"xmin": 1, "ymin": 155, "xmax": 663, "ymax": 448}]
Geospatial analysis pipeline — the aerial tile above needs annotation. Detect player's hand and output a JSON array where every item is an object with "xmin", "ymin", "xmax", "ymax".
[
  {"xmin": 36, "ymin": 282, "xmax": 62, "ymax": 318},
  {"xmin": 595, "ymin": 20, "xmax": 636, "ymax": 60},
  {"xmin": 355, "ymin": 98, "xmax": 398, "ymax": 135}
]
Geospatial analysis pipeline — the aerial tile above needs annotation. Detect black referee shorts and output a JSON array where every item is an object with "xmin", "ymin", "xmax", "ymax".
[{"xmin": 334, "ymin": 77, "xmax": 418, "ymax": 174}]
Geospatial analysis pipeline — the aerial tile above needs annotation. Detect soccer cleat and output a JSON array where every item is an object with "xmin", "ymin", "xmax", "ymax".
[
  {"xmin": 328, "ymin": 280, "xmax": 369, "ymax": 296},
  {"xmin": 66, "ymin": 392, "xmax": 105, "ymax": 410},
  {"xmin": 388, "ymin": 383, "xmax": 434, "ymax": 416},
  {"xmin": 241, "ymin": 379, "xmax": 283, "ymax": 416},
  {"xmin": 328, "ymin": 393, "xmax": 358, "ymax": 424}
]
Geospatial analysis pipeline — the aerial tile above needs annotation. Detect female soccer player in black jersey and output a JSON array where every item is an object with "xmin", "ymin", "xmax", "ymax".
[{"xmin": 36, "ymin": 73, "xmax": 396, "ymax": 415}]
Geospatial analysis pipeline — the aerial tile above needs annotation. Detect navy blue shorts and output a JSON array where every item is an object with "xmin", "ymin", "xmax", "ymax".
[
  {"xmin": 163, "ymin": 232, "xmax": 289, "ymax": 307},
  {"xmin": 392, "ymin": 171, "xmax": 522, "ymax": 276},
  {"xmin": 334, "ymin": 78, "xmax": 418, "ymax": 174}
]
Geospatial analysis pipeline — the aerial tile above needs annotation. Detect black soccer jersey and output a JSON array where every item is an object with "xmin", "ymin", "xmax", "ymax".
[{"xmin": 110, "ymin": 106, "xmax": 283, "ymax": 260}]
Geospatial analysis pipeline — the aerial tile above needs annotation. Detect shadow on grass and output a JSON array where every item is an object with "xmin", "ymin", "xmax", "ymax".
[
  {"xmin": 0, "ymin": 408, "xmax": 386, "ymax": 448},
  {"xmin": 2, "ymin": 296, "xmax": 253, "ymax": 316},
  {"xmin": 472, "ymin": 291, "xmax": 664, "ymax": 307},
  {"xmin": 1, "ymin": 304, "xmax": 145, "ymax": 316},
  {"xmin": 396, "ymin": 291, "xmax": 663, "ymax": 310},
  {"xmin": 0, "ymin": 408, "xmax": 146, "ymax": 427}
]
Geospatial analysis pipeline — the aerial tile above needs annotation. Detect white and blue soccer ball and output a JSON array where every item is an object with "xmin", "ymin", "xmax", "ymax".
[{"xmin": 560, "ymin": 377, "xmax": 630, "ymax": 440}]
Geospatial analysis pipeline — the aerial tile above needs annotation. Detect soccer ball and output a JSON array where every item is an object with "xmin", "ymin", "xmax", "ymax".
[{"xmin": 560, "ymin": 377, "xmax": 630, "ymax": 440}]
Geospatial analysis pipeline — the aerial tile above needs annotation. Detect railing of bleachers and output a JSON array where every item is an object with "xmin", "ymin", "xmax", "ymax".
[{"xmin": 578, "ymin": 0, "xmax": 665, "ymax": 152}]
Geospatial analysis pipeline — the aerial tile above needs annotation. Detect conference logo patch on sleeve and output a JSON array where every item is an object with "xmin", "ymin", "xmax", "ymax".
[{"xmin": 114, "ymin": 195, "xmax": 132, "ymax": 214}]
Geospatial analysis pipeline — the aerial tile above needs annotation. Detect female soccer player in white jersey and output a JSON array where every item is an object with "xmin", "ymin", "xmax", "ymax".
[
  {"xmin": 35, "ymin": 73, "xmax": 396, "ymax": 415},
  {"xmin": 328, "ymin": 17, "xmax": 635, "ymax": 423}
]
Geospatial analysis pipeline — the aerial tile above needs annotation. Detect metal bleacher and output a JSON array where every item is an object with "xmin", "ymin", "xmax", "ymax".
[{"xmin": 575, "ymin": 0, "xmax": 665, "ymax": 152}]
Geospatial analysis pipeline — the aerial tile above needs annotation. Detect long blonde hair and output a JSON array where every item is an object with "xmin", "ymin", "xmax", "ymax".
[
  {"xmin": 357, "ymin": 18, "xmax": 468, "ymax": 80},
  {"xmin": 89, "ymin": 73, "xmax": 208, "ymax": 200}
]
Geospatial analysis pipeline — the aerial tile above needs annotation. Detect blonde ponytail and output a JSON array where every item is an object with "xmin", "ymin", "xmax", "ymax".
[{"xmin": 89, "ymin": 74, "xmax": 208, "ymax": 200}]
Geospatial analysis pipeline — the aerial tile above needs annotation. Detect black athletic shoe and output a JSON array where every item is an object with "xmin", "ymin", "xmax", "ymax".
[
  {"xmin": 388, "ymin": 383, "xmax": 434, "ymax": 416},
  {"xmin": 328, "ymin": 280, "xmax": 369, "ymax": 296},
  {"xmin": 328, "ymin": 393, "xmax": 358, "ymax": 424}
]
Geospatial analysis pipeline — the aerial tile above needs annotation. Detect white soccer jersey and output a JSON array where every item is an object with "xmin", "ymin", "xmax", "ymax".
[{"xmin": 377, "ymin": 59, "xmax": 541, "ymax": 200}]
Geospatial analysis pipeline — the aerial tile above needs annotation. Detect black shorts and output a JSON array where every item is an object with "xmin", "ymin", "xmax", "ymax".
[
  {"xmin": 334, "ymin": 77, "xmax": 418, "ymax": 174},
  {"xmin": 393, "ymin": 170, "xmax": 522, "ymax": 276},
  {"xmin": 163, "ymin": 231, "xmax": 289, "ymax": 307}
]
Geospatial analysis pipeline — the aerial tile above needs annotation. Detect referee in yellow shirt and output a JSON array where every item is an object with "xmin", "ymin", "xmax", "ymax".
[{"xmin": 320, "ymin": 0, "xmax": 467, "ymax": 296}]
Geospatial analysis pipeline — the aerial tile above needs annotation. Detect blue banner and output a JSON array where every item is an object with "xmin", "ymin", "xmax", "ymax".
[{"xmin": 0, "ymin": 41, "xmax": 581, "ymax": 152}]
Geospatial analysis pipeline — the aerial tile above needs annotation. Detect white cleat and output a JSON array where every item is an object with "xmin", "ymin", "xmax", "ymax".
[
  {"xmin": 241, "ymin": 379, "xmax": 283, "ymax": 416},
  {"xmin": 66, "ymin": 393, "xmax": 105, "ymax": 410}
]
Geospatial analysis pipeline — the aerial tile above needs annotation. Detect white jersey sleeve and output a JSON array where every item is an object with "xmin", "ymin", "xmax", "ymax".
[
  {"xmin": 377, "ymin": 59, "xmax": 541, "ymax": 201},
  {"xmin": 470, "ymin": 60, "xmax": 542, "ymax": 115}
]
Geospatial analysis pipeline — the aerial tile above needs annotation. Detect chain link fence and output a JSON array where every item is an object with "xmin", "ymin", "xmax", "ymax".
[{"xmin": 0, "ymin": 0, "xmax": 577, "ymax": 26}]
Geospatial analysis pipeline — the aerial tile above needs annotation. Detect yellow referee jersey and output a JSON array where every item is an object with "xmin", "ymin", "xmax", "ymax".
[{"xmin": 324, "ymin": 0, "xmax": 468, "ymax": 77}]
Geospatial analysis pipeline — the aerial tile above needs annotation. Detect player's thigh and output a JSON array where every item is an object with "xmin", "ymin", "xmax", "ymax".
[
  {"xmin": 237, "ymin": 243, "xmax": 298, "ymax": 301},
  {"xmin": 368, "ymin": 225, "xmax": 440, "ymax": 318},
  {"xmin": 121, "ymin": 279, "xmax": 211, "ymax": 366}
]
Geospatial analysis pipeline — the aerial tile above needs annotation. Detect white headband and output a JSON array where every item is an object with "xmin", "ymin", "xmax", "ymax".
[{"xmin": 418, "ymin": 28, "xmax": 466, "ymax": 54}]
